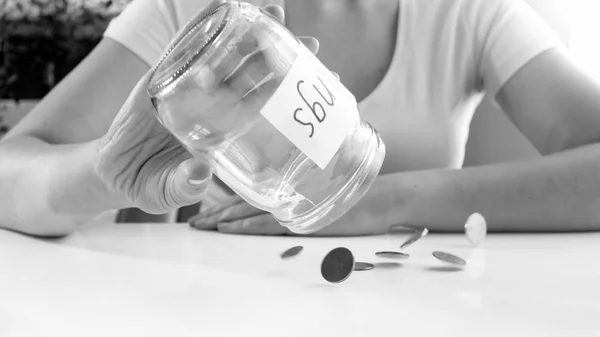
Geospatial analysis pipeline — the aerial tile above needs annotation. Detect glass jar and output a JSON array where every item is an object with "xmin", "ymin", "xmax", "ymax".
[{"xmin": 147, "ymin": 0, "xmax": 385, "ymax": 234}]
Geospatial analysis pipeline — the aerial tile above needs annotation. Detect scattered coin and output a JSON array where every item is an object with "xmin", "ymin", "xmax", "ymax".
[
  {"xmin": 373, "ymin": 262, "xmax": 403, "ymax": 269},
  {"xmin": 400, "ymin": 227, "xmax": 429, "ymax": 250},
  {"xmin": 432, "ymin": 251, "xmax": 467, "ymax": 266},
  {"xmin": 426, "ymin": 266, "xmax": 463, "ymax": 273},
  {"xmin": 321, "ymin": 247, "xmax": 355, "ymax": 283},
  {"xmin": 280, "ymin": 246, "xmax": 303, "ymax": 259},
  {"xmin": 375, "ymin": 251, "xmax": 409, "ymax": 259},
  {"xmin": 465, "ymin": 212, "xmax": 487, "ymax": 246},
  {"xmin": 353, "ymin": 262, "xmax": 375, "ymax": 271}
]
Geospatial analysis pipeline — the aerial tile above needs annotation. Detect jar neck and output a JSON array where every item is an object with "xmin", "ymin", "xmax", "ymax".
[{"xmin": 148, "ymin": 1, "xmax": 242, "ymax": 98}]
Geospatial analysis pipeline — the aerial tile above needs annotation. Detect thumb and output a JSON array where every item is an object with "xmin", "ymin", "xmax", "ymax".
[{"xmin": 169, "ymin": 156, "xmax": 213, "ymax": 207}]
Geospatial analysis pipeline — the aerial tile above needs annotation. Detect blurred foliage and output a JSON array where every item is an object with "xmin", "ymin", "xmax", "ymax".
[{"xmin": 0, "ymin": 0, "xmax": 131, "ymax": 100}]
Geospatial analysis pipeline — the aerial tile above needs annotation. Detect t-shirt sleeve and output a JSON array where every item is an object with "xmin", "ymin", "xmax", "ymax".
[
  {"xmin": 103, "ymin": 0, "xmax": 185, "ymax": 67},
  {"xmin": 467, "ymin": 0, "xmax": 563, "ymax": 98}
]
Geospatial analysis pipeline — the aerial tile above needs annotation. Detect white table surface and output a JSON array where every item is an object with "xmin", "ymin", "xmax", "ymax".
[{"xmin": 1, "ymin": 221, "xmax": 599, "ymax": 337}]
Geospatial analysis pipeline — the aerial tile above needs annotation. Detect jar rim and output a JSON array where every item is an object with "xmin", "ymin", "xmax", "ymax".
[{"xmin": 147, "ymin": 1, "xmax": 239, "ymax": 98}]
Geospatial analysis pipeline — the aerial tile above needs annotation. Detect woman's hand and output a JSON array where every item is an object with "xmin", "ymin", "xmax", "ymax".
[
  {"xmin": 189, "ymin": 176, "xmax": 403, "ymax": 236},
  {"xmin": 92, "ymin": 70, "xmax": 214, "ymax": 214}
]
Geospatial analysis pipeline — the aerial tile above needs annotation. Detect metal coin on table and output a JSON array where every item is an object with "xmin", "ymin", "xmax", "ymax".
[
  {"xmin": 280, "ymin": 246, "xmax": 303, "ymax": 259},
  {"xmin": 375, "ymin": 251, "xmax": 409, "ymax": 259},
  {"xmin": 432, "ymin": 251, "xmax": 467, "ymax": 266},
  {"xmin": 373, "ymin": 262, "xmax": 403, "ymax": 269},
  {"xmin": 321, "ymin": 247, "xmax": 355, "ymax": 283},
  {"xmin": 465, "ymin": 212, "xmax": 487, "ymax": 245},
  {"xmin": 400, "ymin": 228, "xmax": 429, "ymax": 250},
  {"xmin": 353, "ymin": 262, "xmax": 375, "ymax": 271}
]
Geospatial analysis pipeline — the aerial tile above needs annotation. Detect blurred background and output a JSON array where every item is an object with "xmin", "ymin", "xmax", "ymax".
[
  {"xmin": 0, "ymin": 0, "xmax": 597, "ymax": 163},
  {"xmin": 0, "ymin": 0, "xmax": 131, "ymax": 135}
]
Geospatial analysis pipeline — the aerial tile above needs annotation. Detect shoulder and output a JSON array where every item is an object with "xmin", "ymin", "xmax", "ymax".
[
  {"xmin": 104, "ymin": 0, "xmax": 271, "ymax": 65},
  {"xmin": 106, "ymin": 0, "xmax": 214, "ymax": 34},
  {"xmin": 405, "ymin": 0, "xmax": 526, "ymax": 25},
  {"xmin": 103, "ymin": 0, "xmax": 234, "ymax": 66},
  {"xmin": 452, "ymin": 0, "xmax": 543, "ymax": 36}
]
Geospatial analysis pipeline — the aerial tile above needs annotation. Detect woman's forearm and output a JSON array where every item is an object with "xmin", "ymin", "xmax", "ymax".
[
  {"xmin": 0, "ymin": 136, "xmax": 121, "ymax": 236},
  {"xmin": 384, "ymin": 143, "xmax": 600, "ymax": 232}
]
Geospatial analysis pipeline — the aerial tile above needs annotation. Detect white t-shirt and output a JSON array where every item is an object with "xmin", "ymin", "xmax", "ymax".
[{"xmin": 104, "ymin": 0, "xmax": 560, "ymax": 204}]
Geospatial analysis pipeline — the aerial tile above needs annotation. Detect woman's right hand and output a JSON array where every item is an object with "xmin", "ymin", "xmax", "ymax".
[{"xmin": 92, "ymin": 71, "xmax": 213, "ymax": 215}]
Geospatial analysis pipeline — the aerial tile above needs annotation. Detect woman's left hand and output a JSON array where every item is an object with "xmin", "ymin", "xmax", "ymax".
[{"xmin": 189, "ymin": 177, "xmax": 404, "ymax": 236}]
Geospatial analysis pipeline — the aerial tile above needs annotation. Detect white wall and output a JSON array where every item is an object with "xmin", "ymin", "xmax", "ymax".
[{"xmin": 463, "ymin": 0, "xmax": 571, "ymax": 166}]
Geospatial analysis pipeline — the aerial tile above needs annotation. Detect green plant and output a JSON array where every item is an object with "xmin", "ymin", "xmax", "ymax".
[{"xmin": 0, "ymin": 0, "xmax": 129, "ymax": 100}]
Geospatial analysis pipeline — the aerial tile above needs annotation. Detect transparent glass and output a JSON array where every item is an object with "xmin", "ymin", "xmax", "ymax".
[{"xmin": 148, "ymin": 1, "xmax": 385, "ymax": 234}]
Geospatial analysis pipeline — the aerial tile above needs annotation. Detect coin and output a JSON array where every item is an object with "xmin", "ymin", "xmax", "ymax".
[
  {"xmin": 280, "ymin": 246, "xmax": 303, "ymax": 259},
  {"xmin": 400, "ymin": 227, "xmax": 429, "ymax": 250},
  {"xmin": 375, "ymin": 251, "xmax": 409, "ymax": 259},
  {"xmin": 465, "ymin": 212, "xmax": 487, "ymax": 245},
  {"xmin": 373, "ymin": 262, "xmax": 403, "ymax": 269},
  {"xmin": 432, "ymin": 251, "xmax": 467, "ymax": 266},
  {"xmin": 321, "ymin": 247, "xmax": 355, "ymax": 283},
  {"xmin": 353, "ymin": 262, "xmax": 375, "ymax": 271}
]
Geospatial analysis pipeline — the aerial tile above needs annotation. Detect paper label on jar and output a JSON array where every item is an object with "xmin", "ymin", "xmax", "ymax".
[{"xmin": 260, "ymin": 48, "xmax": 358, "ymax": 169}]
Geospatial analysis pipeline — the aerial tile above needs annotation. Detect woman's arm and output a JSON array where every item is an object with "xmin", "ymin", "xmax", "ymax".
[
  {"xmin": 190, "ymin": 49, "xmax": 600, "ymax": 235},
  {"xmin": 0, "ymin": 3, "xmax": 302, "ymax": 237},
  {"xmin": 0, "ymin": 38, "xmax": 148, "ymax": 236},
  {"xmin": 4, "ymin": 39, "xmax": 148, "ymax": 144},
  {"xmin": 382, "ymin": 49, "xmax": 600, "ymax": 232},
  {"xmin": 0, "ymin": 137, "xmax": 120, "ymax": 236}
]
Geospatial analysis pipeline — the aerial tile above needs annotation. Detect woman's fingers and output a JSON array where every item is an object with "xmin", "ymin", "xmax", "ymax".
[
  {"xmin": 263, "ymin": 5, "xmax": 285, "ymax": 23},
  {"xmin": 169, "ymin": 157, "xmax": 213, "ymax": 206},
  {"xmin": 299, "ymin": 36, "xmax": 319, "ymax": 55},
  {"xmin": 189, "ymin": 199, "xmax": 267, "ymax": 230},
  {"xmin": 218, "ymin": 213, "xmax": 293, "ymax": 235}
]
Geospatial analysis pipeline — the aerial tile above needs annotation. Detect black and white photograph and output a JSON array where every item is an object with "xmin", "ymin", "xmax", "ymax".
[{"xmin": 1, "ymin": 0, "xmax": 599, "ymax": 336}]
